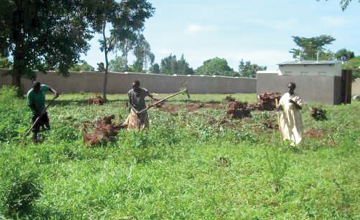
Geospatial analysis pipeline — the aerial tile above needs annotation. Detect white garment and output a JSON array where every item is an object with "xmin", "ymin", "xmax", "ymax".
[{"xmin": 279, "ymin": 92, "xmax": 303, "ymax": 145}]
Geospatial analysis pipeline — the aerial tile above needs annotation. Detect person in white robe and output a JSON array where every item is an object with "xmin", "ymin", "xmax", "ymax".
[{"xmin": 277, "ymin": 82, "xmax": 303, "ymax": 145}]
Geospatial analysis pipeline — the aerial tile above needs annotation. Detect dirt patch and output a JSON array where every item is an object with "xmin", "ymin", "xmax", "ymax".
[
  {"xmin": 185, "ymin": 103, "xmax": 205, "ymax": 111},
  {"xmin": 305, "ymin": 128, "xmax": 328, "ymax": 140},
  {"xmin": 82, "ymin": 115, "xmax": 123, "ymax": 145}
]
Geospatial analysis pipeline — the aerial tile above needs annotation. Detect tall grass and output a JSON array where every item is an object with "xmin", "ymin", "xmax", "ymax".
[{"xmin": 0, "ymin": 89, "xmax": 360, "ymax": 219}]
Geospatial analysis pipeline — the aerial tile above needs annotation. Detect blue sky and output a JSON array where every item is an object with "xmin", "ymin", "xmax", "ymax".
[{"xmin": 81, "ymin": 0, "xmax": 360, "ymax": 71}]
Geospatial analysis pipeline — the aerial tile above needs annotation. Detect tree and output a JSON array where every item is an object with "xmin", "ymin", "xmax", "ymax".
[
  {"xmin": 342, "ymin": 56, "xmax": 360, "ymax": 78},
  {"xmin": 117, "ymin": 38, "xmax": 136, "ymax": 71},
  {"xmin": 238, "ymin": 59, "xmax": 267, "ymax": 78},
  {"xmin": 70, "ymin": 60, "xmax": 95, "ymax": 72},
  {"xmin": 177, "ymin": 54, "xmax": 195, "ymax": 75},
  {"xmin": 133, "ymin": 34, "xmax": 154, "ymax": 72},
  {"xmin": 0, "ymin": 0, "xmax": 93, "ymax": 89},
  {"xmin": 289, "ymin": 35, "xmax": 336, "ymax": 60},
  {"xmin": 108, "ymin": 56, "xmax": 127, "ymax": 72},
  {"xmin": 149, "ymin": 63, "xmax": 160, "ymax": 73},
  {"xmin": 160, "ymin": 54, "xmax": 178, "ymax": 75},
  {"xmin": 160, "ymin": 54, "xmax": 194, "ymax": 75},
  {"xmin": 88, "ymin": 0, "xmax": 155, "ymax": 99},
  {"xmin": 335, "ymin": 48, "xmax": 355, "ymax": 61},
  {"xmin": 196, "ymin": 57, "xmax": 236, "ymax": 76}
]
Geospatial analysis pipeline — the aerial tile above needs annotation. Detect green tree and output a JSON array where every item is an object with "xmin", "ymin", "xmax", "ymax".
[
  {"xmin": 335, "ymin": 48, "xmax": 355, "ymax": 61},
  {"xmin": 160, "ymin": 54, "xmax": 194, "ymax": 75},
  {"xmin": 177, "ymin": 54, "xmax": 195, "ymax": 75},
  {"xmin": 133, "ymin": 34, "xmax": 154, "ymax": 72},
  {"xmin": 238, "ymin": 59, "xmax": 267, "ymax": 78},
  {"xmin": 0, "ymin": 0, "xmax": 93, "ymax": 89},
  {"xmin": 70, "ymin": 60, "xmax": 95, "ymax": 72},
  {"xmin": 109, "ymin": 56, "xmax": 127, "ymax": 72},
  {"xmin": 89, "ymin": 0, "xmax": 155, "ymax": 99},
  {"xmin": 150, "ymin": 63, "xmax": 160, "ymax": 73},
  {"xmin": 196, "ymin": 57, "xmax": 236, "ymax": 76},
  {"xmin": 161, "ymin": 54, "xmax": 178, "ymax": 75},
  {"xmin": 289, "ymin": 35, "xmax": 335, "ymax": 60},
  {"xmin": 342, "ymin": 56, "xmax": 360, "ymax": 78}
]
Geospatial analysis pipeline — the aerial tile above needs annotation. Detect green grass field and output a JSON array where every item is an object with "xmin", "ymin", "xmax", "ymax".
[{"xmin": 1, "ymin": 86, "xmax": 360, "ymax": 219}]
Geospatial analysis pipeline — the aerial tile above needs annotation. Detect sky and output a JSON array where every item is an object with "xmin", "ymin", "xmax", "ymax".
[{"xmin": 80, "ymin": 0, "xmax": 360, "ymax": 72}]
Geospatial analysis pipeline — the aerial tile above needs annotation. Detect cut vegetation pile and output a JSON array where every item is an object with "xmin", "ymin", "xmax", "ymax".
[
  {"xmin": 82, "ymin": 115, "xmax": 121, "ymax": 145},
  {"xmin": 87, "ymin": 96, "xmax": 106, "ymax": 105},
  {"xmin": 226, "ymin": 101, "xmax": 251, "ymax": 119},
  {"xmin": 310, "ymin": 107, "xmax": 327, "ymax": 121},
  {"xmin": 248, "ymin": 92, "xmax": 282, "ymax": 111}
]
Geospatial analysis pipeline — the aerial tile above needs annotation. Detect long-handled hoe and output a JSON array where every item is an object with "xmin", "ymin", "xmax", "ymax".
[{"xmin": 137, "ymin": 88, "xmax": 191, "ymax": 114}]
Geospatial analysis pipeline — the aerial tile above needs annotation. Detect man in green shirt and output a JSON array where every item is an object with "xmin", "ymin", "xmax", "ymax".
[{"xmin": 27, "ymin": 81, "xmax": 58, "ymax": 141}]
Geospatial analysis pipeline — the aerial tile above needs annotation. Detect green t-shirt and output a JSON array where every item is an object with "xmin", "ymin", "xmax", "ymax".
[{"xmin": 27, "ymin": 84, "xmax": 49, "ymax": 113}]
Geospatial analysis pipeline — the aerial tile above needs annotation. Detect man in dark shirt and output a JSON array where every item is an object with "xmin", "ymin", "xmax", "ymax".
[{"xmin": 124, "ymin": 80, "xmax": 160, "ymax": 130}]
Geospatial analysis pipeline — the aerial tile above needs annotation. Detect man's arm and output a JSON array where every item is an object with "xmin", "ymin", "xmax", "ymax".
[
  {"xmin": 48, "ymin": 86, "xmax": 59, "ymax": 98},
  {"xmin": 289, "ymin": 99, "xmax": 302, "ymax": 110},
  {"xmin": 148, "ymin": 93, "xmax": 161, "ymax": 101}
]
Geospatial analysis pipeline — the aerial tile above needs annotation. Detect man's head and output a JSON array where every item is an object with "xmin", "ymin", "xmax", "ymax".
[
  {"xmin": 33, "ymin": 81, "xmax": 41, "ymax": 93},
  {"xmin": 133, "ymin": 80, "xmax": 140, "ymax": 90},
  {"xmin": 288, "ymin": 82, "xmax": 296, "ymax": 95}
]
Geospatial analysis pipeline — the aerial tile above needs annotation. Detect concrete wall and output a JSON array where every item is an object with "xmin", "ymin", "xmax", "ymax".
[
  {"xmin": 257, "ymin": 72, "xmax": 342, "ymax": 105},
  {"xmin": 353, "ymin": 78, "xmax": 360, "ymax": 95},
  {"xmin": 0, "ymin": 69, "xmax": 256, "ymax": 94}
]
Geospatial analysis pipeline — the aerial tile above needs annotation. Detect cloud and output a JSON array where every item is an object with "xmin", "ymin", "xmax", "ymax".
[
  {"xmin": 319, "ymin": 16, "xmax": 350, "ymax": 26},
  {"xmin": 185, "ymin": 24, "xmax": 218, "ymax": 34},
  {"xmin": 159, "ymin": 49, "xmax": 173, "ymax": 55},
  {"xmin": 245, "ymin": 18, "xmax": 299, "ymax": 30}
]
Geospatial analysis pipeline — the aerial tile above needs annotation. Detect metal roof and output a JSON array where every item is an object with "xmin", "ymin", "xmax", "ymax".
[{"xmin": 278, "ymin": 60, "xmax": 342, "ymax": 66}]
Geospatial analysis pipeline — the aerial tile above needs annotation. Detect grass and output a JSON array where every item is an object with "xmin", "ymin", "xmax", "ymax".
[{"xmin": 1, "ymin": 87, "xmax": 360, "ymax": 219}]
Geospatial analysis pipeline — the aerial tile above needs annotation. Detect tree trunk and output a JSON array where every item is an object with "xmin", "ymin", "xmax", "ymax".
[{"xmin": 102, "ymin": 4, "xmax": 108, "ymax": 100}]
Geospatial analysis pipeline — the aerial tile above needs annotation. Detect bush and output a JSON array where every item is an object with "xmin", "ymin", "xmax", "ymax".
[{"xmin": 0, "ymin": 85, "xmax": 18, "ymax": 102}]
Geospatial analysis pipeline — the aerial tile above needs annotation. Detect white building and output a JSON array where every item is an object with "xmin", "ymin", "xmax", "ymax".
[{"xmin": 278, "ymin": 60, "xmax": 342, "ymax": 76}]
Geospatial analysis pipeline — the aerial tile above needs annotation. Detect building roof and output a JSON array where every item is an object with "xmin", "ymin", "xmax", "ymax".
[{"xmin": 278, "ymin": 60, "xmax": 342, "ymax": 66}]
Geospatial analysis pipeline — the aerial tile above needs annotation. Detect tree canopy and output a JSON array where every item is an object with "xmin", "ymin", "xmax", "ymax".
[
  {"xmin": 289, "ymin": 35, "xmax": 336, "ymax": 60},
  {"xmin": 160, "ymin": 54, "xmax": 194, "ymax": 75},
  {"xmin": 238, "ymin": 60, "xmax": 267, "ymax": 78},
  {"xmin": 196, "ymin": 57, "xmax": 236, "ymax": 76},
  {"xmin": 335, "ymin": 48, "xmax": 355, "ymax": 61},
  {"xmin": 70, "ymin": 60, "xmax": 95, "ymax": 72},
  {"xmin": 0, "ymin": 0, "xmax": 93, "ymax": 87},
  {"xmin": 108, "ymin": 56, "xmax": 127, "ymax": 72}
]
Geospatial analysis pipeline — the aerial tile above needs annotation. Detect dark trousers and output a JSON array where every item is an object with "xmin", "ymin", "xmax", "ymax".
[{"xmin": 32, "ymin": 113, "xmax": 50, "ymax": 134}]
